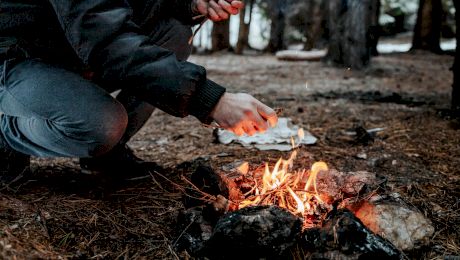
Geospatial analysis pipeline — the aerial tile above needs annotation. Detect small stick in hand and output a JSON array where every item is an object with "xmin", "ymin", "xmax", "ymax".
[{"xmin": 188, "ymin": 18, "xmax": 209, "ymax": 45}]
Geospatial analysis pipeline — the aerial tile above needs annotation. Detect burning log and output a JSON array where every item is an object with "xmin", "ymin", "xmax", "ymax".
[
  {"xmin": 315, "ymin": 169, "xmax": 383, "ymax": 204},
  {"xmin": 183, "ymin": 165, "xmax": 241, "ymax": 216},
  {"xmin": 299, "ymin": 209, "xmax": 402, "ymax": 259},
  {"xmin": 176, "ymin": 205, "xmax": 404, "ymax": 259}
]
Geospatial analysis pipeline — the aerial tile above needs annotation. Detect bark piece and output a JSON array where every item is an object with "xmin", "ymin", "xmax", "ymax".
[
  {"xmin": 300, "ymin": 209, "xmax": 402, "ymax": 259},
  {"xmin": 185, "ymin": 165, "xmax": 241, "ymax": 215},
  {"xmin": 203, "ymin": 205, "xmax": 302, "ymax": 259},
  {"xmin": 316, "ymin": 169, "xmax": 382, "ymax": 204},
  {"xmin": 191, "ymin": 165, "xmax": 229, "ymax": 198},
  {"xmin": 351, "ymin": 194, "xmax": 435, "ymax": 251},
  {"xmin": 183, "ymin": 165, "xmax": 229, "ymax": 209}
]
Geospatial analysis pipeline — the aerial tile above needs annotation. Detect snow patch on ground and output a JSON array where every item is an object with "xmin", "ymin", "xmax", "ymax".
[{"xmin": 378, "ymin": 39, "xmax": 457, "ymax": 53}]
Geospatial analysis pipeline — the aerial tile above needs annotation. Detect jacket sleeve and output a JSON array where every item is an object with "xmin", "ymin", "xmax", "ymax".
[
  {"xmin": 48, "ymin": 0, "xmax": 225, "ymax": 123},
  {"xmin": 136, "ymin": 0, "xmax": 203, "ymax": 27}
]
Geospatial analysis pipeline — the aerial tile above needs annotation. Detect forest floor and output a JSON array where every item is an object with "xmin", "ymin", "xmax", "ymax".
[{"xmin": 0, "ymin": 50, "xmax": 459, "ymax": 259}]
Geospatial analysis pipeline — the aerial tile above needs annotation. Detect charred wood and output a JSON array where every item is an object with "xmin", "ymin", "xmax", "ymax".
[
  {"xmin": 175, "ymin": 207, "xmax": 214, "ymax": 255},
  {"xmin": 184, "ymin": 165, "xmax": 241, "ymax": 220},
  {"xmin": 182, "ymin": 164, "xmax": 227, "ymax": 210},
  {"xmin": 299, "ymin": 209, "xmax": 402, "ymax": 259},
  {"xmin": 190, "ymin": 165, "xmax": 229, "ymax": 201},
  {"xmin": 202, "ymin": 205, "xmax": 302, "ymax": 259}
]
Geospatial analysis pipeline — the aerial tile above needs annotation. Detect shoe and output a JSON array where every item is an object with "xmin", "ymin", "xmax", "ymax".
[
  {"xmin": 80, "ymin": 144, "xmax": 164, "ymax": 181},
  {"xmin": 0, "ymin": 146, "xmax": 31, "ymax": 187}
]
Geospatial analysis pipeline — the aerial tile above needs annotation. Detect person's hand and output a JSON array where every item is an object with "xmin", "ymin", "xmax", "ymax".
[
  {"xmin": 210, "ymin": 93, "xmax": 278, "ymax": 136},
  {"xmin": 192, "ymin": 0, "xmax": 244, "ymax": 22}
]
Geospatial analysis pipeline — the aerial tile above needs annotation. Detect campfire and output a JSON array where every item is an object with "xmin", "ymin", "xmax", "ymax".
[
  {"xmin": 174, "ymin": 130, "xmax": 434, "ymax": 259},
  {"xmin": 235, "ymin": 130, "xmax": 330, "ymax": 229}
]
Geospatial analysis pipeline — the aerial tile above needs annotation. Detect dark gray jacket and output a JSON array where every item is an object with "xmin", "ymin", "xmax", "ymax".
[{"xmin": 0, "ymin": 0, "xmax": 225, "ymax": 123}]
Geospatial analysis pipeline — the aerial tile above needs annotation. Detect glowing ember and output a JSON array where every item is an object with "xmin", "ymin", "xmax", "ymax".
[
  {"xmin": 236, "ymin": 162, "xmax": 249, "ymax": 175},
  {"xmin": 237, "ymin": 129, "xmax": 330, "ymax": 228}
]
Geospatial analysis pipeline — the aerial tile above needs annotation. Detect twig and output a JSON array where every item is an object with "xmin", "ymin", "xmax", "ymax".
[
  {"xmin": 180, "ymin": 176, "xmax": 216, "ymax": 202},
  {"xmin": 243, "ymin": 178, "xmax": 258, "ymax": 197},
  {"xmin": 149, "ymin": 172, "xmax": 167, "ymax": 192},
  {"xmin": 182, "ymin": 192, "xmax": 215, "ymax": 204},
  {"xmin": 172, "ymin": 216, "xmax": 196, "ymax": 247},
  {"xmin": 152, "ymin": 170, "xmax": 187, "ymax": 193},
  {"xmin": 159, "ymin": 231, "xmax": 181, "ymax": 260},
  {"xmin": 168, "ymin": 244, "xmax": 181, "ymax": 260},
  {"xmin": 115, "ymin": 246, "xmax": 129, "ymax": 260},
  {"xmin": 188, "ymin": 18, "xmax": 209, "ymax": 45},
  {"xmin": 192, "ymin": 14, "xmax": 206, "ymax": 20}
]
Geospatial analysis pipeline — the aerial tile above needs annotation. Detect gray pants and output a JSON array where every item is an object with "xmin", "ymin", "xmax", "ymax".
[{"xmin": 0, "ymin": 19, "xmax": 192, "ymax": 158}]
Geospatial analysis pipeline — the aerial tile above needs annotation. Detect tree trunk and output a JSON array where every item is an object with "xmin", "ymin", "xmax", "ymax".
[
  {"xmin": 266, "ymin": 0, "xmax": 288, "ymax": 53},
  {"xmin": 304, "ymin": 0, "xmax": 326, "ymax": 51},
  {"xmin": 326, "ymin": 0, "xmax": 377, "ymax": 70},
  {"xmin": 452, "ymin": 0, "xmax": 460, "ymax": 112},
  {"xmin": 235, "ymin": 0, "xmax": 255, "ymax": 54},
  {"xmin": 369, "ymin": 0, "xmax": 381, "ymax": 56},
  {"xmin": 412, "ymin": 0, "xmax": 443, "ymax": 52},
  {"xmin": 212, "ymin": 20, "xmax": 231, "ymax": 52}
]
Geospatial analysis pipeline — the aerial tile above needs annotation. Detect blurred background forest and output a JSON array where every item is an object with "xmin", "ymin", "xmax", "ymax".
[
  {"xmin": 194, "ymin": 0, "xmax": 456, "ymax": 49},
  {"xmin": 191, "ymin": 0, "xmax": 459, "ymax": 112}
]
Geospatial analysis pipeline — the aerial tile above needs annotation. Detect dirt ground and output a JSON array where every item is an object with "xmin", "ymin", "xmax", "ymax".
[{"xmin": 0, "ymin": 50, "xmax": 459, "ymax": 259}]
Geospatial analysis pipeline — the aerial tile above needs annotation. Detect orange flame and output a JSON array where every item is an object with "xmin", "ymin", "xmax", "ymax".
[{"xmin": 238, "ymin": 129, "xmax": 329, "ymax": 227}]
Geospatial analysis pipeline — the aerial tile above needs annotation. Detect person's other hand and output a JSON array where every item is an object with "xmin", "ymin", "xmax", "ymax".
[
  {"xmin": 193, "ymin": 0, "xmax": 244, "ymax": 22},
  {"xmin": 210, "ymin": 93, "xmax": 278, "ymax": 136}
]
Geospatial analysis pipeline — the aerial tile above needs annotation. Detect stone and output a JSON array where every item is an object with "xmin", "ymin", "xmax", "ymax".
[{"xmin": 352, "ymin": 194, "xmax": 435, "ymax": 251}]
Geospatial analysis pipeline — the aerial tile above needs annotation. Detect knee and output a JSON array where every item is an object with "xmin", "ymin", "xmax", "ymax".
[{"xmin": 86, "ymin": 101, "xmax": 128, "ymax": 156}]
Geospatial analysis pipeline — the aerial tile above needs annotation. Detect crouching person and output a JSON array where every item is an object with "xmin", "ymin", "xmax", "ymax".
[{"xmin": 0, "ymin": 0, "xmax": 278, "ymax": 186}]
